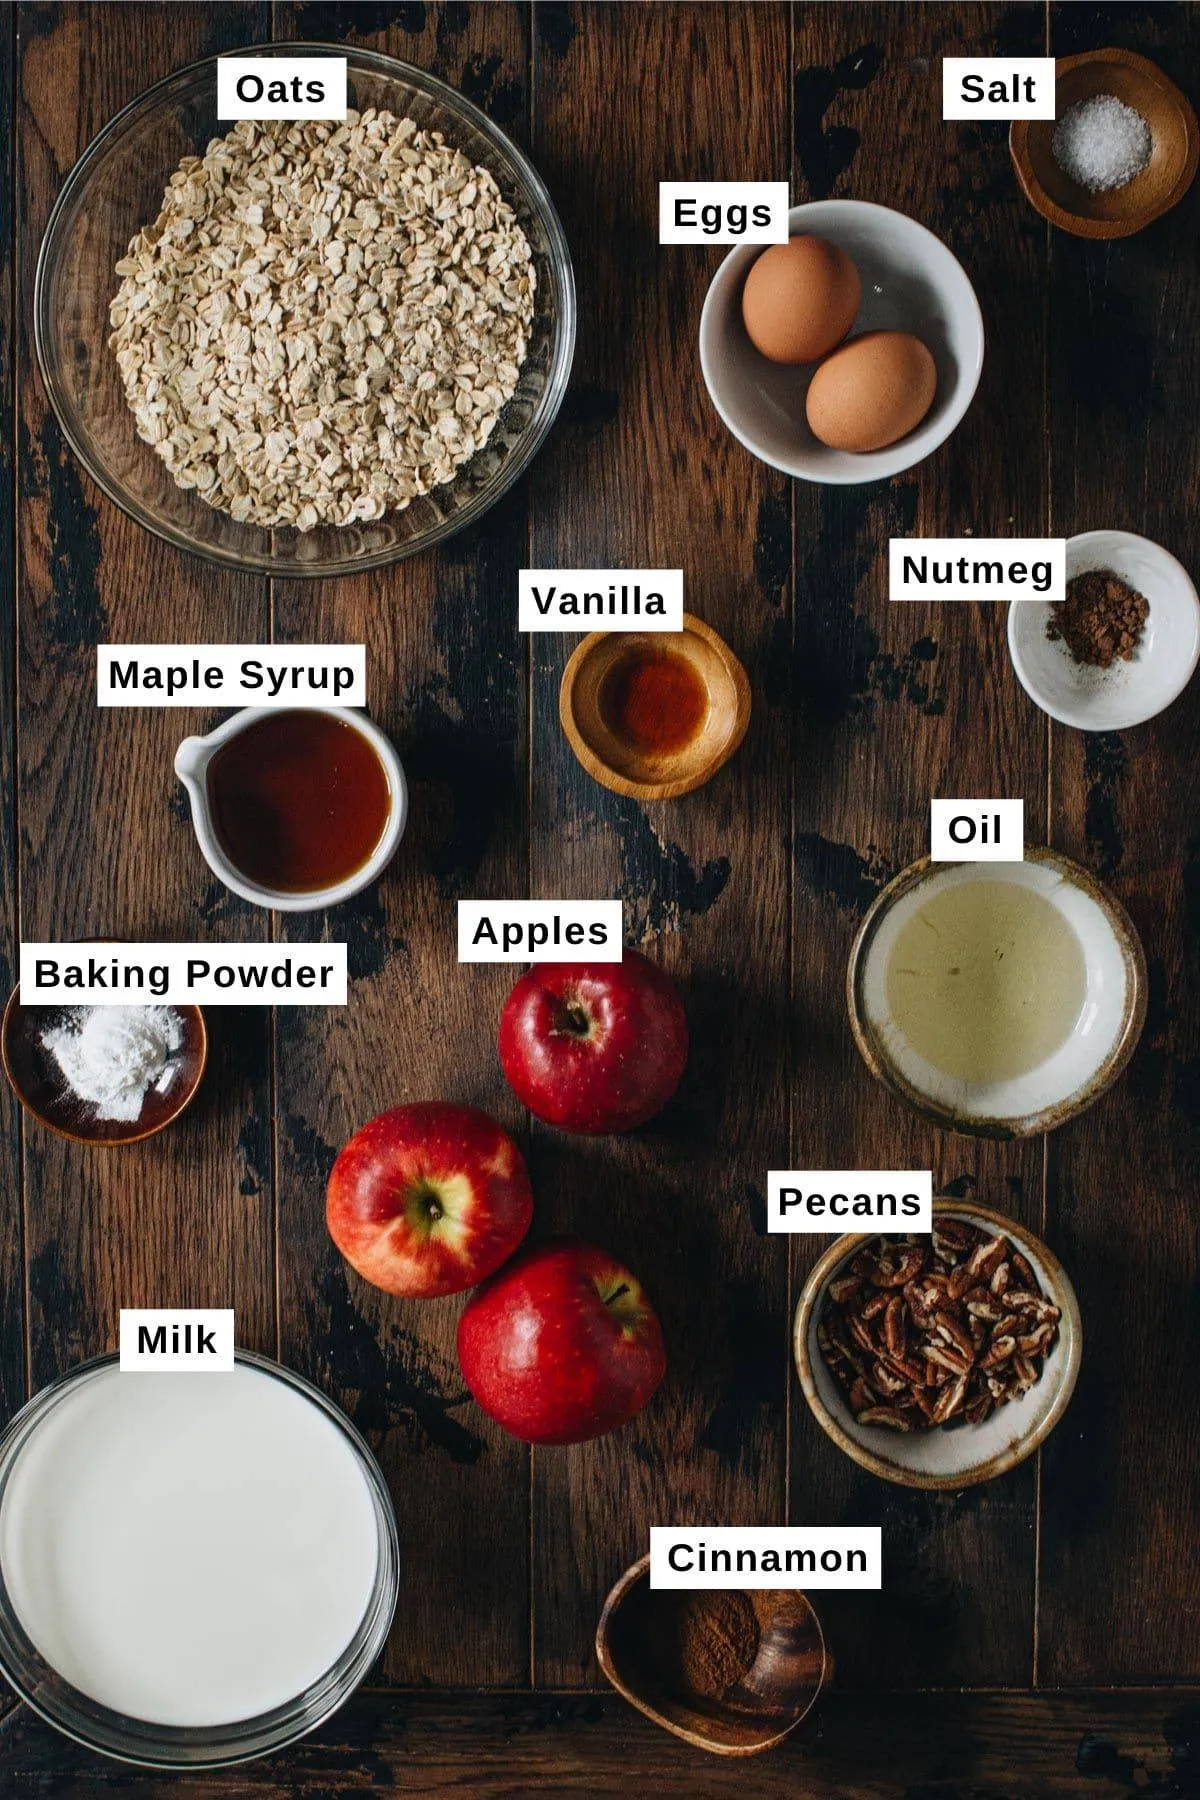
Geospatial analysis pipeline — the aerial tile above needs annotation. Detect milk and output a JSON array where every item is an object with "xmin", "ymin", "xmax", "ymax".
[{"xmin": 0, "ymin": 1362, "xmax": 381, "ymax": 1727}]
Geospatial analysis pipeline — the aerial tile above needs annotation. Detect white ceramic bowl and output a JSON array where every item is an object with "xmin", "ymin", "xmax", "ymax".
[
  {"xmin": 848, "ymin": 850, "xmax": 1146, "ymax": 1138},
  {"xmin": 698, "ymin": 200, "xmax": 984, "ymax": 484},
  {"xmin": 1008, "ymin": 530, "xmax": 1200, "ymax": 730},
  {"xmin": 794, "ymin": 1202, "xmax": 1082, "ymax": 1490},
  {"xmin": 174, "ymin": 708, "xmax": 407, "ymax": 913}
]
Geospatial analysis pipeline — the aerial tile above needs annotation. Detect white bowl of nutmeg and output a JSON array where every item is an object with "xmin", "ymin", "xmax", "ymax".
[{"xmin": 1008, "ymin": 529, "xmax": 1200, "ymax": 731}]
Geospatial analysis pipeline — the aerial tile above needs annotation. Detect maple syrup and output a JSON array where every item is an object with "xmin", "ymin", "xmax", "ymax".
[{"xmin": 207, "ymin": 711, "xmax": 392, "ymax": 894}]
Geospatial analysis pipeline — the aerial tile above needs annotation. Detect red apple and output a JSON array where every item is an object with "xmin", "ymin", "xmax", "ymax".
[
  {"xmin": 498, "ymin": 950, "xmax": 688, "ymax": 1134},
  {"xmin": 457, "ymin": 1238, "xmax": 666, "ymax": 1444},
  {"xmin": 326, "ymin": 1102, "xmax": 533, "ymax": 1298}
]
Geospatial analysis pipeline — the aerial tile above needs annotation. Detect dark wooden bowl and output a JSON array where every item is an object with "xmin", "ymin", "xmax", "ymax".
[
  {"xmin": 1, "ymin": 984, "xmax": 207, "ymax": 1146},
  {"xmin": 559, "ymin": 613, "xmax": 751, "ymax": 801},
  {"xmin": 596, "ymin": 1555, "xmax": 829, "ymax": 1756},
  {"xmin": 1010, "ymin": 48, "xmax": 1199, "ymax": 239}
]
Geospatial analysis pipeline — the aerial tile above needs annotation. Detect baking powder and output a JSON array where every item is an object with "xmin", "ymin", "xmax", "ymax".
[{"xmin": 41, "ymin": 1006, "xmax": 184, "ymax": 1123}]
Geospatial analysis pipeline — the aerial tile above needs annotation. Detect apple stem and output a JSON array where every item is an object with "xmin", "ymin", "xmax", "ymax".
[
  {"xmin": 606, "ymin": 1282, "xmax": 631, "ymax": 1308},
  {"xmin": 552, "ymin": 999, "xmax": 592, "ymax": 1039},
  {"xmin": 413, "ymin": 1184, "xmax": 443, "ymax": 1225}
]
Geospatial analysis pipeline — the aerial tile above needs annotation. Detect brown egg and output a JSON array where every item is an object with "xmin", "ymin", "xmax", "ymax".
[
  {"xmin": 805, "ymin": 331, "xmax": 938, "ymax": 452},
  {"xmin": 741, "ymin": 235, "xmax": 861, "ymax": 365}
]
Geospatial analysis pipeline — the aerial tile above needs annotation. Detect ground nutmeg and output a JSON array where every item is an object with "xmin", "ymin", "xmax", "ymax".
[{"xmin": 1046, "ymin": 567, "xmax": 1149, "ymax": 669}]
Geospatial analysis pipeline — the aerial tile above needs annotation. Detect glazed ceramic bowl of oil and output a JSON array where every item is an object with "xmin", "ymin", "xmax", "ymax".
[
  {"xmin": 794, "ymin": 1201, "xmax": 1082, "ymax": 1491},
  {"xmin": 0, "ymin": 1351, "xmax": 398, "ymax": 1767},
  {"xmin": 847, "ymin": 849, "xmax": 1146, "ymax": 1139},
  {"xmin": 34, "ymin": 42, "xmax": 574, "ymax": 578},
  {"xmin": 699, "ymin": 200, "xmax": 983, "ymax": 485},
  {"xmin": 174, "ymin": 707, "xmax": 407, "ymax": 913},
  {"xmin": 596, "ymin": 1554, "xmax": 828, "ymax": 1757},
  {"xmin": 1010, "ymin": 50, "xmax": 1199, "ymax": 240},
  {"xmin": 2, "ymin": 981, "xmax": 207, "ymax": 1148},
  {"xmin": 1008, "ymin": 530, "xmax": 1200, "ymax": 732},
  {"xmin": 559, "ymin": 614, "xmax": 752, "ymax": 801}
]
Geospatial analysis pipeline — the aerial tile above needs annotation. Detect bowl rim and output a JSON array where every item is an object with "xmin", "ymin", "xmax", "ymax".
[
  {"xmin": 558, "ymin": 612, "xmax": 752, "ymax": 801},
  {"xmin": 33, "ymin": 40, "xmax": 576, "ymax": 578},
  {"xmin": 1007, "ymin": 528, "xmax": 1200, "ymax": 730},
  {"xmin": 1, "ymin": 982, "xmax": 208, "ymax": 1148},
  {"xmin": 172, "ymin": 704, "xmax": 408, "ymax": 911},
  {"xmin": 846, "ymin": 846, "xmax": 1148, "ymax": 1139},
  {"xmin": 793, "ymin": 1199, "xmax": 1084, "ymax": 1491},
  {"xmin": 595, "ymin": 1551, "xmax": 830, "ymax": 1756},
  {"xmin": 698, "ymin": 197, "xmax": 985, "ymax": 485},
  {"xmin": 1009, "ymin": 47, "xmax": 1200, "ymax": 241}
]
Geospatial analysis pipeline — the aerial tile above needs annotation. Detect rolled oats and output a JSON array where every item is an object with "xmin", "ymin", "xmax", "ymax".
[{"xmin": 109, "ymin": 112, "xmax": 535, "ymax": 530}]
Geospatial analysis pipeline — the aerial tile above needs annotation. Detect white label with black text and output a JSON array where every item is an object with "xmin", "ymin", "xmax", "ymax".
[
  {"xmin": 931, "ymin": 799, "xmax": 1024, "ymax": 862},
  {"xmin": 767, "ymin": 1171, "xmax": 932, "ymax": 1234},
  {"xmin": 458, "ymin": 901, "xmax": 623, "ymax": 963},
  {"xmin": 120, "ymin": 1310, "xmax": 235, "ymax": 1372},
  {"xmin": 890, "ymin": 538, "xmax": 1065, "ymax": 602},
  {"xmin": 650, "ymin": 1527, "xmax": 882, "ymax": 1590},
  {"xmin": 518, "ymin": 570, "xmax": 683, "ymax": 634},
  {"xmin": 217, "ymin": 56, "xmax": 347, "ymax": 120},
  {"xmin": 97, "ymin": 645, "xmax": 366, "ymax": 707},
  {"xmin": 942, "ymin": 57, "xmax": 1055, "ymax": 120},
  {"xmin": 658, "ymin": 181, "xmax": 789, "ymax": 245},
  {"xmin": 20, "ymin": 944, "xmax": 348, "ymax": 1005}
]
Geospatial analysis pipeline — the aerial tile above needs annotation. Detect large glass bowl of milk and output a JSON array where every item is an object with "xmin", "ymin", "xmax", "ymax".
[{"xmin": 0, "ymin": 1352, "xmax": 398, "ymax": 1766}]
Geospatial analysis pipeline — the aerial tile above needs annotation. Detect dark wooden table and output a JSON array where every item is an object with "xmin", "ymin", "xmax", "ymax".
[{"xmin": 2, "ymin": 2, "xmax": 1198, "ymax": 1794}]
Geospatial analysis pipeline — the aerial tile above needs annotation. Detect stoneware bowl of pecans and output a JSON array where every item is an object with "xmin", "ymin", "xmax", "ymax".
[{"xmin": 794, "ymin": 1201, "xmax": 1081, "ymax": 1489}]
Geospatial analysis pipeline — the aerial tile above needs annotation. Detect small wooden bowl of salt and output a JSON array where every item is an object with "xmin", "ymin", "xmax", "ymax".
[
  {"xmin": 2, "ymin": 982, "xmax": 207, "ymax": 1146},
  {"xmin": 596, "ymin": 1555, "xmax": 830, "ymax": 1756},
  {"xmin": 1010, "ymin": 48, "xmax": 1199, "ymax": 239}
]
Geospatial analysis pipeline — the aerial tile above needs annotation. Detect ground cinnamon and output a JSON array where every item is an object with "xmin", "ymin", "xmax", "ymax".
[
  {"xmin": 1046, "ymin": 567, "xmax": 1148, "ymax": 669},
  {"xmin": 648, "ymin": 1591, "xmax": 761, "ymax": 1699}
]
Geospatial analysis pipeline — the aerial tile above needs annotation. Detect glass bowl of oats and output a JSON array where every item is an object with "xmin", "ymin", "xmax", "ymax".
[{"xmin": 34, "ymin": 43, "xmax": 575, "ymax": 576}]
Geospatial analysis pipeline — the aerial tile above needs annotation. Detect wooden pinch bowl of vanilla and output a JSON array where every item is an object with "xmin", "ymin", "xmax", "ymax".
[
  {"xmin": 559, "ymin": 614, "xmax": 751, "ymax": 802},
  {"xmin": 596, "ymin": 1554, "xmax": 829, "ymax": 1757},
  {"xmin": 847, "ymin": 850, "xmax": 1146, "ymax": 1139}
]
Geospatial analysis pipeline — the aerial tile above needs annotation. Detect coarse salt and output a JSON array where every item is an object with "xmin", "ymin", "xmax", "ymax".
[
  {"xmin": 1052, "ymin": 94, "xmax": 1152, "ymax": 194},
  {"xmin": 41, "ymin": 1006, "xmax": 184, "ymax": 1124}
]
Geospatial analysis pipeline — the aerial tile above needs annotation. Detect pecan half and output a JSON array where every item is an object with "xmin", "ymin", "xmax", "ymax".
[
  {"xmin": 856, "ymin": 1406, "xmax": 914, "ymax": 1431},
  {"xmin": 929, "ymin": 1372, "xmax": 970, "ymax": 1425},
  {"xmin": 883, "ymin": 1296, "xmax": 906, "ymax": 1360}
]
